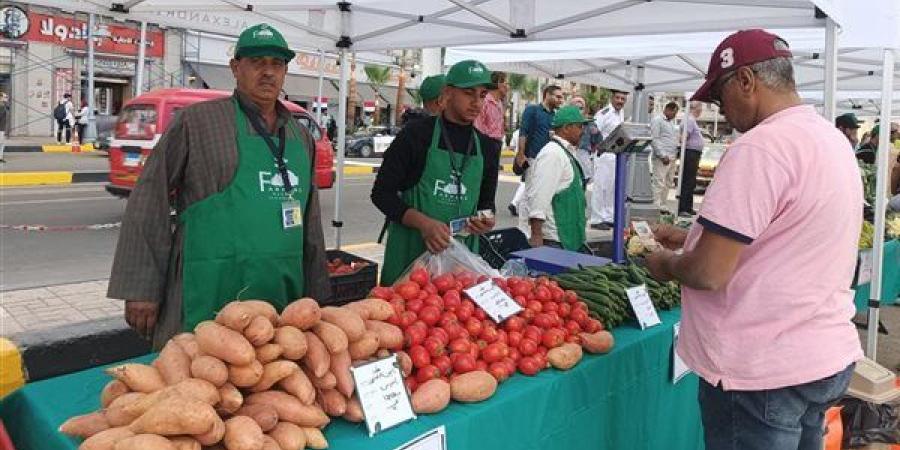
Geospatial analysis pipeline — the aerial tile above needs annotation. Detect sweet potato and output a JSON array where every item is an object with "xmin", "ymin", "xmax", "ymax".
[
  {"xmin": 105, "ymin": 363, "xmax": 166, "ymax": 393},
  {"xmin": 279, "ymin": 298, "xmax": 320, "ymax": 330},
  {"xmin": 236, "ymin": 403, "xmax": 279, "ymax": 433},
  {"xmin": 412, "ymin": 379, "xmax": 452, "ymax": 414},
  {"xmin": 307, "ymin": 369, "xmax": 337, "ymax": 391},
  {"xmin": 250, "ymin": 360, "xmax": 299, "ymax": 393},
  {"xmin": 105, "ymin": 393, "xmax": 147, "ymax": 427},
  {"xmin": 228, "ymin": 360, "xmax": 265, "ymax": 388},
  {"xmin": 245, "ymin": 315, "xmax": 275, "ymax": 347},
  {"xmin": 357, "ymin": 299, "xmax": 394, "ymax": 321},
  {"xmin": 376, "ymin": 349, "xmax": 390, "ymax": 358},
  {"xmin": 317, "ymin": 388, "xmax": 347, "ymax": 417},
  {"xmin": 255, "ymin": 343, "xmax": 284, "ymax": 364},
  {"xmin": 169, "ymin": 437, "xmax": 201, "ymax": 450},
  {"xmin": 342, "ymin": 396, "xmax": 364, "ymax": 423},
  {"xmin": 364, "ymin": 320, "xmax": 403, "ymax": 350},
  {"xmin": 547, "ymin": 343, "xmax": 583, "ymax": 370},
  {"xmin": 195, "ymin": 321, "xmax": 256, "ymax": 366},
  {"xmin": 302, "ymin": 428, "xmax": 328, "ymax": 450},
  {"xmin": 579, "ymin": 331, "xmax": 615, "ymax": 354},
  {"xmin": 347, "ymin": 331, "xmax": 379, "ymax": 360},
  {"xmin": 101, "ymin": 380, "xmax": 130, "ymax": 408},
  {"xmin": 268, "ymin": 422, "xmax": 306, "ymax": 450},
  {"xmin": 262, "ymin": 436, "xmax": 282, "ymax": 450},
  {"xmin": 216, "ymin": 382, "xmax": 243, "ymax": 415},
  {"xmin": 245, "ymin": 391, "xmax": 330, "ymax": 428},
  {"xmin": 239, "ymin": 300, "xmax": 279, "ymax": 325},
  {"xmin": 343, "ymin": 302, "xmax": 371, "ymax": 320},
  {"xmin": 320, "ymin": 307, "xmax": 365, "ymax": 341},
  {"xmin": 273, "ymin": 326, "xmax": 307, "ymax": 360},
  {"xmin": 79, "ymin": 427, "xmax": 134, "ymax": 450},
  {"xmin": 215, "ymin": 302, "xmax": 255, "ymax": 331},
  {"xmin": 278, "ymin": 371, "xmax": 315, "ymax": 405},
  {"xmin": 302, "ymin": 332, "xmax": 330, "ymax": 378},
  {"xmin": 155, "ymin": 340, "xmax": 192, "ymax": 385},
  {"xmin": 59, "ymin": 411, "xmax": 109, "ymax": 438},
  {"xmin": 194, "ymin": 416, "xmax": 225, "ymax": 446},
  {"xmin": 113, "ymin": 434, "xmax": 175, "ymax": 450},
  {"xmin": 450, "ymin": 370, "xmax": 497, "ymax": 403},
  {"xmin": 171, "ymin": 333, "xmax": 203, "ymax": 359},
  {"xmin": 329, "ymin": 350, "xmax": 354, "ymax": 398},
  {"xmin": 223, "ymin": 416, "xmax": 264, "ymax": 450},
  {"xmin": 191, "ymin": 355, "xmax": 229, "ymax": 387},
  {"xmin": 128, "ymin": 397, "xmax": 218, "ymax": 436},
  {"xmin": 121, "ymin": 378, "xmax": 220, "ymax": 418},
  {"xmin": 312, "ymin": 321, "xmax": 348, "ymax": 354},
  {"xmin": 396, "ymin": 351, "xmax": 413, "ymax": 377}
]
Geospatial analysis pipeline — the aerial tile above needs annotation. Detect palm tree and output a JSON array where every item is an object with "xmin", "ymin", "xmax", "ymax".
[
  {"xmin": 579, "ymin": 85, "xmax": 611, "ymax": 115},
  {"xmin": 364, "ymin": 64, "xmax": 391, "ymax": 126},
  {"xmin": 507, "ymin": 73, "xmax": 539, "ymax": 130}
]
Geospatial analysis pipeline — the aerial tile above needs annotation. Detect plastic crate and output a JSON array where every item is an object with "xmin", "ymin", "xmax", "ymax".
[
  {"xmin": 478, "ymin": 227, "xmax": 531, "ymax": 269},
  {"xmin": 326, "ymin": 249, "xmax": 378, "ymax": 305}
]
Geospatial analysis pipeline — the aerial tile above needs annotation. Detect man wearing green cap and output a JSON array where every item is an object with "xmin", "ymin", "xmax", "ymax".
[
  {"xmin": 109, "ymin": 23, "xmax": 331, "ymax": 348},
  {"xmin": 372, "ymin": 60, "xmax": 500, "ymax": 285},
  {"xmin": 420, "ymin": 74, "xmax": 446, "ymax": 116},
  {"xmin": 834, "ymin": 112, "xmax": 861, "ymax": 150},
  {"xmin": 518, "ymin": 105, "xmax": 589, "ymax": 251}
]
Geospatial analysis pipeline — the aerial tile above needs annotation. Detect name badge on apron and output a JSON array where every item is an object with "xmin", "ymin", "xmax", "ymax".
[
  {"xmin": 281, "ymin": 201, "xmax": 303, "ymax": 229},
  {"xmin": 449, "ymin": 216, "xmax": 469, "ymax": 236}
]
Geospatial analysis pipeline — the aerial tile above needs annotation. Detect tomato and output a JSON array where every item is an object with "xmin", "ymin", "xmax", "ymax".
[
  {"xmin": 416, "ymin": 365, "xmax": 441, "ymax": 383},
  {"xmin": 495, "ymin": 329, "xmax": 508, "ymax": 345},
  {"xmin": 548, "ymin": 312, "xmax": 562, "ymax": 328},
  {"xmin": 456, "ymin": 301, "xmax": 475, "ymax": 322},
  {"xmin": 506, "ymin": 331, "xmax": 523, "ymax": 348},
  {"xmin": 481, "ymin": 342, "xmax": 509, "ymax": 363},
  {"xmin": 523, "ymin": 325, "xmax": 543, "ymax": 343},
  {"xmin": 492, "ymin": 277, "xmax": 508, "ymax": 290},
  {"xmin": 428, "ymin": 327, "xmax": 450, "ymax": 346},
  {"xmin": 409, "ymin": 345, "xmax": 431, "ymax": 369},
  {"xmin": 448, "ymin": 338, "xmax": 471, "ymax": 354},
  {"xmin": 502, "ymin": 358, "xmax": 517, "ymax": 375},
  {"xmin": 468, "ymin": 343, "xmax": 480, "ymax": 361},
  {"xmin": 457, "ymin": 273, "xmax": 476, "ymax": 289},
  {"xmin": 542, "ymin": 301, "xmax": 559, "ymax": 314},
  {"xmin": 404, "ymin": 377, "xmax": 418, "ymax": 393},
  {"xmin": 423, "ymin": 283, "xmax": 438, "ymax": 295},
  {"xmin": 473, "ymin": 307, "xmax": 487, "ymax": 321},
  {"xmin": 519, "ymin": 308, "xmax": 536, "ymax": 323},
  {"xmin": 532, "ymin": 313, "xmax": 554, "ymax": 329},
  {"xmin": 479, "ymin": 326, "xmax": 499, "ymax": 344},
  {"xmin": 423, "ymin": 336, "xmax": 445, "ymax": 358},
  {"xmin": 438, "ymin": 312, "xmax": 458, "ymax": 329},
  {"xmin": 370, "ymin": 286, "xmax": 394, "ymax": 300},
  {"xmin": 442, "ymin": 290, "xmax": 462, "ymax": 310},
  {"xmin": 396, "ymin": 281, "xmax": 421, "ymax": 301},
  {"xmin": 432, "ymin": 274, "xmax": 456, "ymax": 294},
  {"xmin": 517, "ymin": 356, "xmax": 542, "ymax": 376},
  {"xmin": 584, "ymin": 318, "xmax": 604, "ymax": 333},
  {"xmin": 550, "ymin": 286, "xmax": 565, "ymax": 303},
  {"xmin": 405, "ymin": 298, "xmax": 424, "ymax": 314},
  {"xmin": 387, "ymin": 313, "xmax": 402, "ymax": 326},
  {"xmin": 404, "ymin": 326, "xmax": 427, "ymax": 347},
  {"xmin": 410, "ymin": 321, "xmax": 428, "ymax": 332},
  {"xmin": 536, "ymin": 346, "xmax": 548, "ymax": 358},
  {"xmin": 564, "ymin": 290, "xmax": 579, "ymax": 303},
  {"xmin": 513, "ymin": 295, "xmax": 527, "ymax": 306},
  {"xmin": 564, "ymin": 320, "xmax": 582, "ymax": 335},
  {"xmin": 557, "ymin": 302, "xmax": 572, "ymax": 319},
  {"xmin": 418, "ymin": 305, "xmax": 441, "ymax": 327},
  {"xmin": 409, "ymin": 268, "xmax": 430, "ymax": 288},
  {"xmin": 488, "ymin": 362, "xmax": 510, "ymax": 382},
  {"xmin": 464, "ymin": 318, "xmax": 483, "ymax": 337},
  {"xmin": 508, "ymin": 348, "xmax": 521, "ymax": 362},
  {"xmin": 475, "ymin": 360, "xmax": 488, "ymax": 372},
  {"xmin": 503, "ymin": 316, "xmax": 526, "ymax": 333},
  {"xmin": 535, "ymin": 286, "xmax": 552, "ymax": 302},
  {"xmin": 518, "ymin": 338, "xmax": 538, "ymax": 356},
  {"xmin": 443, "ymin": 322, "xmax": 465, "ymax": 341},
  {"xmin": 569, "ymin": 308, "xmax": 589, "ymax": 325},
  {"xmin": 423, "ymin": 294, "xmax": 444, "ymax": 310},
  {"xmin": 533, "ymin": 352, "xmax": 548, "ymax": 369},
  {"xmin": 432, "ymin": 355, "xmax": 452, "ymax": 376},
  {"xmin": 451, "ymin": 353, "xmax": 477, "ymax": 374},
  {"xmin": 565, "ymin": 334, "xmax": 582, "ymax": 344},
  {"xmin": 400, "ymin": 311, "xmax": 418, "ymax": 328},
  {"xmin": 541, "ymin": 328, "xmax": 566, "ymax": 348},
  {"xmin": 526, "ymin": 300, "xmax": 543, "ymax": 313},
  {"xmin": 416, "ymin": 290, "xmax": 429, "ymax": 301},
  {"xmin": 511, "ymin": 282, "xmax": 531, "ymax": 298}
]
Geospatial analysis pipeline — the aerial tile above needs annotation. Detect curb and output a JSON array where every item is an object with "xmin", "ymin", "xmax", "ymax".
[
  {"xmin": 0, "ymin": 144, "xmax": 95, "ymax": 153},
  {"xmin": 0, "ymin": 171, "xmax": 108, "ymax": 187}
]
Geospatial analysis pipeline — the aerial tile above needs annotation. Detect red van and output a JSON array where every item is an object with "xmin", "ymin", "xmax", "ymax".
[{"xmin": 106, "ymin": 88, "xmax": 334, "ymax": 198}]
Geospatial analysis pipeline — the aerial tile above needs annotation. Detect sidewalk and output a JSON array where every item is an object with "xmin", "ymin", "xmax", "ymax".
[
  {"xmin": 1, "ymin": 135, "xmax": 94, "ymax": 153},
  {"xmin": 0, "ymin": 152, "xmax": 109, "ymax": 186}
]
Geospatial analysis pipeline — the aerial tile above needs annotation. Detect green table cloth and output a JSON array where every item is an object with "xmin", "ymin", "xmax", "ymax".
[
  {"xmin": 1, "ymin": 309, "xmax": 703, "ymax": 450},
  {"xmin": 854, "ymin": 239, "xmax": 900, "ymax": 312}
]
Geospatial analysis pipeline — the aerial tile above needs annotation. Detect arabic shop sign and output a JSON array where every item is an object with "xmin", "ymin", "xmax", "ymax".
[{"xmin": 26, "ymin": 12, "xmax": 164, "ymax": 58}]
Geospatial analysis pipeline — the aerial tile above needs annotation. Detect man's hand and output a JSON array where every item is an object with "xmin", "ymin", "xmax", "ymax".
[
  {"xmin": 514, "ymin": 150, "xmax": 527, "ymax": 170},
  {"xmin": 651, "ymin": 223, "xmax": 688, "ymax": 250},
  {"xmin": 419, "ymin": 217, "xmax": 452, "ymax": 253},
  {"xmin": 466, "ymin": 216, "xmax": 495, "ymax": 235},
  {"xmin": 645, "ymin": 249, "xmax": 676, "ymax": 282},
  {"xmin": 125, "ymin": 301, "xmax": 159, "ymax": 339}
]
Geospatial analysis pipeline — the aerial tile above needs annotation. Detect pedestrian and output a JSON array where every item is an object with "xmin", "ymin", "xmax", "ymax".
[
  {"xmin": 75, "ymin": 100, "xmax": 89, "ymax": 144},
  {"xmin": 474, "ymin": 71, "xmax": 508, "ymax": 175},
  {"xmin": 108, "ymin": 23, "xmax": 331, "ymax": 348},
  {"xmin": 835, "ymin": 112, "xmax": 862, "ymax": 151},
  {"xmin": 372, "ymin": 59, "xmax": 499, "ymax": 286},
  {"xmin": 678, "ymin": 101, "xmax": 705, "ymax": 216},
  {"xmin": 420, "ymin": 74, "xmax": 446, "ymax": 116},
  {"xmin": 858, "ymin": 122, "xmax": 900, "ymax": 164},
  {"xmin": 54, "ymin": 93, "xmax": 74, "ymax": 144},
  {"xmin": 646, "ymin": 29, "xmax": 862, "ymax": 450},
  {"xmin": 649, "ymin": 101, "xmax": 680, "ymax": 213},
  {"xmin": 568, "ymin": 96, "xmax": 601, "ymax": 182},
  {"xmin": 590, "ymin": 89, "xmax": 628, "ymax": 230},
  {"xmin": 519, "ymin": 105, "xmax": 590, "ymax": 251},
  {"xmin": 509, "ymin": 85, "xmax": 563, "ymax": 216}
]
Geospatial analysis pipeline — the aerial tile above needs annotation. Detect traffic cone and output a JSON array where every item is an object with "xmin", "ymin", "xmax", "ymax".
[{"xmin": 71, "ymin": 130, "xmax": 80, "ymax": 153}]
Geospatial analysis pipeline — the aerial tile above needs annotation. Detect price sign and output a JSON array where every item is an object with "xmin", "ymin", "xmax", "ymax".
[
  {"xmin": 857, "ymin": 249, "xmax": 874, "ymax": 285},
  {"xmin": 671, "ymin": 322, "xmax": 691, "ymax": 383},
  {"xmin": 394, "ymin": 426, "xmax": 447, "ymax": 450},
  {"xmin": 625, "ymin": 284, "xmax": 661, "ymax": 330},
  {"xmin": 464, "ymin": 280, "xmax": 523, "ymax": 323},
  {"xmin": 350, "ymin": 354, "xmax": 416, "ymax": 436}
]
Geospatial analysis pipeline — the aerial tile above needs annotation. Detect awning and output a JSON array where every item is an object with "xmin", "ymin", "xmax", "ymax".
[{"xmin": 189, "ymin": 63, "xmax": 339, "ymax": 99}]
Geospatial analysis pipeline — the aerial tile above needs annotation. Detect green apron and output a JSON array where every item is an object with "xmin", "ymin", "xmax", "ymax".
[
  {"xmin": 380, "ymin": 117, "xmax": 484, "ymax": 286},
  {"xmin": 550, "ymin": 138, "xmax": 587, "ymax": 251},
  {"xmin": 179, "ymin": 98, "xmax": 311, "ymax": 331}
]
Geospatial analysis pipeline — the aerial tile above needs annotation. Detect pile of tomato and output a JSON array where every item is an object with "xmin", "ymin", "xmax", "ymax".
[
  {"xmin": 369, "ymin": 268, "xmax": 605, "ymax": 392},
  {"xmin": 327, "ymin": 258, "xmax": 370, "ymax": 276}
]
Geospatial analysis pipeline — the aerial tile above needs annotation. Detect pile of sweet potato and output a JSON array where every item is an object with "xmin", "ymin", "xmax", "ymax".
[{"xmin": 59, "ymin": 297, "xmax": 404, "ymax": 450}]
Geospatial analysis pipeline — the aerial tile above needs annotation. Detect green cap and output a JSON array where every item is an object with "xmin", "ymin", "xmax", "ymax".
[
  {"xmin": 235, "ymin": 23, "xmax": 295, "ymax": 62},
  {"xmin": 835, "ymin": 112, "xmax": 861, "ymax": 129},
  {"xmin": 420, "ymin": 75, "xmax": 446, "ymax": 102},
  {"xmin": 551, "ymin": 105, "xmax": 592, "ymax": 128},
  {"xmin": 445, "ymin": 60, "xmax": 495, "ymax": 89}
]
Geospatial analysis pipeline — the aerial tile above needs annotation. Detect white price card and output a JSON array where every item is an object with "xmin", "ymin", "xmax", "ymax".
[
  {"xmin": 350, "ymin": 354, "xmax": 416, "ymax": 436},
  {"xmin": 858, "ymin": 249, "xmax": 874, "ymax": 285},
  {"xmin": 672, "ymin": 322, "xmax": 691, "ymax": 384},
  {"xmin": 625, "ymin": 284, "xmax": 662, "ymax": 330},
  {"xmin": 464, "ymin": 280, "xmax": 523, "ymax": 323},
  {"xmin": 394, "ymin": 426, "xmax": 447, "ymax": 450}
]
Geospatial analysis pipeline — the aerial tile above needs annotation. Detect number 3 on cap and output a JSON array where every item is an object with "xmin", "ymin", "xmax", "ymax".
[{"xmin": 720, "ymin": 48, "xmax": 734, "ymax": 69}]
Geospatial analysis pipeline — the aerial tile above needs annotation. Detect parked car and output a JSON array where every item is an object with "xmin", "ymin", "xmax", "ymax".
[
  {"xmin": 345, "ymin": 125, "xmax": 401, "ymax": 158},
  {"xmin": 106, "ymin": 88, "xmax": 334, "ymax": 198}
]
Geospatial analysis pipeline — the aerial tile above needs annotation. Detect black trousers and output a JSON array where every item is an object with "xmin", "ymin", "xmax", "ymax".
[
  {"xmin": 678, "ymin": 148, "xmax": 702, "ymax": 213},
  {"xmin": 56, "ymin": 119, "xmax": 71, "ymax": 143}
]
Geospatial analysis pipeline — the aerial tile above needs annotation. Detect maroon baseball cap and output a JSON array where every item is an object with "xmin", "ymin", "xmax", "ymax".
[{"xmin": 692, "ymin": 29, "xmax": 793, "ymax": 102}]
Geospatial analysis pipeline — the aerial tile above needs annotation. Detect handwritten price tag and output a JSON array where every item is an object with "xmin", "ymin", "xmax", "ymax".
[
  {"xmin": 394, "ymin": 426, "xmax": 447, "ymax": 450},
  {"xmin": 350, "ymin": 354, "xmax": 416, "ymax": 436},
  {"xmin": 672, "ymin": 322, "xmax": 691, "ymax": 384},
  {"xmin": 857, "ymin": 249, "xmax": 874, "ymax": 285},
  {"xmin": 625, "ymin": 284, "xmax": 661, "ymax": 330},
  {"xmin": 464, "ymin": 280, "xmax": 523, "ymax": 323}
]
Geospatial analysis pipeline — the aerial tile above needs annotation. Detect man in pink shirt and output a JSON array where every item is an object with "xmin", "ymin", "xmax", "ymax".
[
  {"xmin": 474, "ymin": 71, "xmax": 508, "ymax": 160},
  {"xmin": 646, "ymin": 29, "xmax": 862, "ymax": 450}
]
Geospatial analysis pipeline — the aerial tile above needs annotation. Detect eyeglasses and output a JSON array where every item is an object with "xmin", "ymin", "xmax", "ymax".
[{"xmin": 709, "ymin": 70, "xmax": 737, "ymax": 107}]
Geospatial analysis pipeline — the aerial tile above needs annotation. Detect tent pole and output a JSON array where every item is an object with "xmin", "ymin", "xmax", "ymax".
[
  {"xmin": 675, "ymin": 97, "xmax": 689, "ymax": 214},
  {"xmin": 866, "ymin": 48, "xmax": 895, "ymax": 359},
  {"xmin": 84, "ymin": 13, "xmax": 97, "ymax": 143},
  {"xmin": 316, "ymin": 49, "xmax": 325, "ymax": 125},
  {"xmin": 135, "ymin": 22, "xmax": 147, "ymax": 96},
  {"xmin": 631, "ymin": 65, "xmax": 645, "ymax": 122},
  {"xmin": 334, "ymin": 48, "xmax": 349, "ymax": 250},
  {"xmin": 822, "ymin": 17, "xmax": 838, "ymax": 121}
]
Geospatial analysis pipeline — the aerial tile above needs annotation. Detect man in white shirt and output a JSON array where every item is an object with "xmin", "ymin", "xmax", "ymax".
[
  {"xmin": 650, "ymin": 101, "xmax": 680, "ymax": 212},
  {"xmin": 519, "ymin": 105, "xmax": 591, "ymax": 250},
  {"xmin": 590, "ymin": 90, "xmax": 627, "ymax": 230}
]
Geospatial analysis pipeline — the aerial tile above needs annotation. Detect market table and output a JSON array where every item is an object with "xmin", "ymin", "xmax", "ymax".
[
  {"xmin": 854, "ymin": 239, "xmax": 900, "ymax": 312},
  {"xmin": 0, "ymin": 309, "xmax": 702, "ymax": 450}
]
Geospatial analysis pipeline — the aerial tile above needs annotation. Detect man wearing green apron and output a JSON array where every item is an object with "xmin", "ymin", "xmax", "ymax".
[
  {"xmin": 372, "ymin": 60, "xmax": 502, "ymax": 286},
  {"xmin": 519, "ymin": 105, "xmax": 590, "ymax": 251},
  {"xmin": 109, "ymin": 24, "xmax": 331, "ymax": 348}
]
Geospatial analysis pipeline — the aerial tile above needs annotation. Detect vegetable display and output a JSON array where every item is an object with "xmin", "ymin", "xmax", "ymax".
[{"xmin": 326, "ymin": 258, "xmax": 370, "ymax": 276}]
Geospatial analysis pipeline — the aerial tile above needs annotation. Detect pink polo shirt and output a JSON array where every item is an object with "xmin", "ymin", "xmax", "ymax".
[{"xmin": 677, "ymin": 105, "xmax": 864, "ymax": 391}]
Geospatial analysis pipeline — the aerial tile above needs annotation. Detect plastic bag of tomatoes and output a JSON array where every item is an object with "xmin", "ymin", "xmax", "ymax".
[{"xmin": 396, "ymin": 239, "xmax": 499, "ymax": 284}]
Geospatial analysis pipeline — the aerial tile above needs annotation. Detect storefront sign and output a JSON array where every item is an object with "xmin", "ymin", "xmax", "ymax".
[
  {"xmin": 26, "ymin": 12, "xmax": 164, "ymax": 58},
  {"xmin": 0, "ymin": 6, "xmax": 29, "ymax": 40},
  {"xmin": 152, "ymin": 10, "xmax": 250, "ymax": 35},
  {"xmin": 94, "ymin": 58, "xmax": 137, "ymax": 75}
]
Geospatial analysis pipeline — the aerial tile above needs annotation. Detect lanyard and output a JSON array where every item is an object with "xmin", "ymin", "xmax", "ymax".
[
  {"xmin": 438, "ymin": 117, "xmax": 475, "ymax": 207},
  {"xmin": 235, "ymin": 96, "xmax": 292, "ymax": 192}
]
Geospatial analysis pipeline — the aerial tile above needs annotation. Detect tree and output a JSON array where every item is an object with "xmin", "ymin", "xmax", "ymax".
[
  {"xmin": 579, "ymin": 85, "xmax": 611, "ymax": 114},
  {"xmin": 364, "ymin": 64, "xmax": 391, "ymax": 126},
  {"xmin": 507, "ymin": 73, "xmax": 539, "ymax": 130}
]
